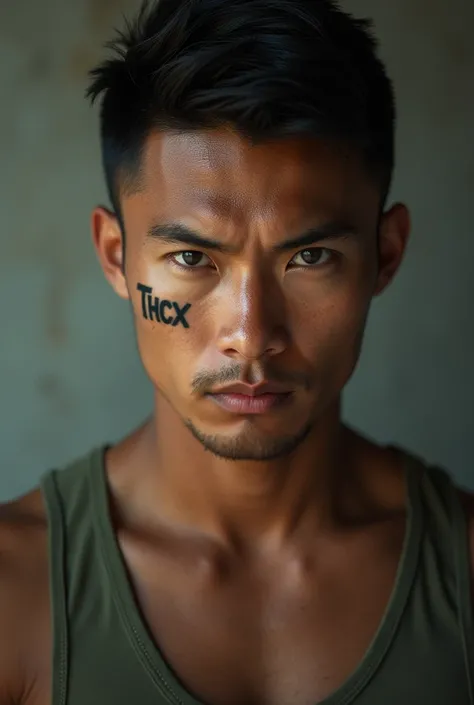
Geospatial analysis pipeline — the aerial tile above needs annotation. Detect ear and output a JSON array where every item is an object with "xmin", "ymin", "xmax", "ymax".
[
  {"xmin": 373, "ymin": 202, "xmax": 411, "ymax": 296},
  {"xmin": 91, "ymin": 206, "xmax": 129, "ymax": 300}
]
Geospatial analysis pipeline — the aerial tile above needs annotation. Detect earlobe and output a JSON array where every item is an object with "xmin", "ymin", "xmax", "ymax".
[
  {"xmin": 373, "ymin": 203, "xmax": 411, "ymax": 297},
  {"xmin": 91, "ymin": 206, "xmax": 129, "ymax": 300}
]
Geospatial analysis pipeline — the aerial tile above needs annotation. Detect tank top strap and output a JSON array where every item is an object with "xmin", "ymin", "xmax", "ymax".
[
  {"xmin": 416, "ymin": 459, "xmax": 474, "ymax": 703},
  {"xmin": 41, "ymin": 467, "xmax": 70, "ymax": 705},
  {"xmin": 40, "ymin": 447, "xmax": 108, "ymax": 705},
  {"xmin": 450, "ymin": 478, "xmax": 474, "ymax": 701}
]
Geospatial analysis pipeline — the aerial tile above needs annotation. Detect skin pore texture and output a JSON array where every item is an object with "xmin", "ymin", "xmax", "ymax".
[
  {"xmin": 95, "ymin": 128, "xmax": 408, "ymax": 466},
  {"xmin": 3, "ymin": 126, "xmax": 473, "ymax": 705}
]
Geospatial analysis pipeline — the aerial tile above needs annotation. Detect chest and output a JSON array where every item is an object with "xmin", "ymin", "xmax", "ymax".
[{"xmin": 120, "ymin": 527, "xmax": 407, "ymax": 705}]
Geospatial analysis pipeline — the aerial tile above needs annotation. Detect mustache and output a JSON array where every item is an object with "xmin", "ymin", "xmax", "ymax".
[{"xmin": 191, "ymin": 363, "xmax": 311, "ymax": 395}]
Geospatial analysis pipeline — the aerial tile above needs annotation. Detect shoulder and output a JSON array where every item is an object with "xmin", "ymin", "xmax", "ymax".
[
  {"xmin": 0, "ymin": 489, "xmax": 51, "ymax": 703},
  {"xmin": 0, "ymin": 488, "xmax": 49, "ymax": 582},
  {"xmin": 458, "ymin": 486, "xmax": 474, "ymax": 520},
  {"xmin": 421, "ymin": 460, "xmax": 474, "ymax": 561},
  {"xmin": 457, "ymin": 487, "xmax": 474, "ymax": 594}
]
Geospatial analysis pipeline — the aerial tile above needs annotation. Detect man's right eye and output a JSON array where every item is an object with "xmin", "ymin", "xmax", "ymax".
[{"xmin": 168, "ymin": 251, "xmax": 213, "ymax": 269}]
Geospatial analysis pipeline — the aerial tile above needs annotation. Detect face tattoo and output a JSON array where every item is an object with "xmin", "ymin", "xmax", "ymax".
[{"xmin": 137, "ymin": 283, "xmax": 192, "ymax": 329}]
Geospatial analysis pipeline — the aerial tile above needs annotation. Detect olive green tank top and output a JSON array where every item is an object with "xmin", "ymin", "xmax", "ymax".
[{"xmin": 40, "ymin": 446, "xmax": 474, "ymax": 705}]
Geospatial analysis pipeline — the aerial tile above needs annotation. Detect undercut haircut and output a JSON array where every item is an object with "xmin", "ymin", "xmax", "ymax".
[{"xmin": 86, "ymin": 0, "xmax": 396, "ymax": 229}]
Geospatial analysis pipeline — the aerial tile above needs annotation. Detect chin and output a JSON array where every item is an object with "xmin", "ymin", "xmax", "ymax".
[{"xmin": 183, "ymin": 416, "xmax": 314, "ymax": 462}]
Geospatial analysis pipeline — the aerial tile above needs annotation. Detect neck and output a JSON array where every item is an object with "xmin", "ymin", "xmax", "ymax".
[{"xmin": 112, "ymin": 395, "xmax": 355, "ymax": 551}]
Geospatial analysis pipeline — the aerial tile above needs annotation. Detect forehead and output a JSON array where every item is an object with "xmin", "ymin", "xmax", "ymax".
[{"xmin": 128, "ymin": 128, "xmax": 380, "ymax": 228}]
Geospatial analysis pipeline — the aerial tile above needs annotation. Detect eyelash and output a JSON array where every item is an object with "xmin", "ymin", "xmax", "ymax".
[{"xmin": 166, "ymin": 248, "xmax": 336, "ymax": 272}]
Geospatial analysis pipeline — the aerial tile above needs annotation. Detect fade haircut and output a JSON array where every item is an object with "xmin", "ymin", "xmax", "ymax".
[{"xmin": 86, "ymin": 0, "xmax": 396, "ymax": 230}]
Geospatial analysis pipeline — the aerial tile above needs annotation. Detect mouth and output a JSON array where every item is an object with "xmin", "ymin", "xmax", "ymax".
[{"xmin": 206, "ymin": 387, "xmax": 293, "ymax": 415}]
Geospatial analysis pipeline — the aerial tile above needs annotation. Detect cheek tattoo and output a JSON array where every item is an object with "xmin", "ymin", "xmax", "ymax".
[{"xmin": 137, "ymin": 283, "xmax": 192, "ymax": 329}]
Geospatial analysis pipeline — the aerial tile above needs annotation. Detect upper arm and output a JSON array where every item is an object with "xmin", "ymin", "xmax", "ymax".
[
  {"xmin": 0, "ymin": 521, "xmax": 26, "ymax": 704},
  {"xmin": 468, "ymin": 507, "xmax": 474, "ymax": 601},
  {"xmin": 0, "ymin": 492, "xmax": 50, "ymax": 705}
]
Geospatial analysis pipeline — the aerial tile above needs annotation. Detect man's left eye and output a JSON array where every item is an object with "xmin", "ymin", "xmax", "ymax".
[{"xmin": 290, "ymin": 248, "xmax": 332, "ymax": 267}]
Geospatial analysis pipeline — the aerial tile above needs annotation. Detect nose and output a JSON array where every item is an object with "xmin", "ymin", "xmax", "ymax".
[{"xmin": 216, "ymin": 269, "xmax": 289, "ymax": 362}]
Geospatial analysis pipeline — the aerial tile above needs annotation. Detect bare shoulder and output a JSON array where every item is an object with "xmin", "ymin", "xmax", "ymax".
[
  {"xmin": 458, "ymin": 488, "xmax": 474, "ymax": 586},
  {"xmin": 458, "ymin": 487, "xmax": 474, "ymax": 540},
  {"xmin": 0, "ymin": 489, "xmax": 51, "ymax": 704}
]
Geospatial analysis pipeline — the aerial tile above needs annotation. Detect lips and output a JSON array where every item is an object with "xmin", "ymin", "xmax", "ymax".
[
  {"xmin": 206, "ymin": 381, "xmax": 293, "ymax": 415},
  {"xmin": 209, "ymin": 381, "xmax": 292, "ymax": 397}
]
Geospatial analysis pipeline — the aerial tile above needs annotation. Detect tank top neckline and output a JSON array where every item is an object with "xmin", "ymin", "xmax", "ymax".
[{"xmin": 89, "ymin": 445, "xmax": 424, "ymax": 705}]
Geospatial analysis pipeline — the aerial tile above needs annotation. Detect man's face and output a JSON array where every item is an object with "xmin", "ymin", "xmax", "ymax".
[{"xmin": 94, "ymin": 128, "xmax": 408, "ymax": 460}]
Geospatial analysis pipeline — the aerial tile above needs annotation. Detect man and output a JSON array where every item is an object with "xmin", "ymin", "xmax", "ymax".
[{"xmin": 0, "ymin": 0, "xmax": 473, "ymax": 703}]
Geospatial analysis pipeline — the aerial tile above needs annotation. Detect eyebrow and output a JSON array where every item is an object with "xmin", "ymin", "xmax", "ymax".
[{"xmin": 146, "ymin": 221, "xmax": 358, "ymax": 253}]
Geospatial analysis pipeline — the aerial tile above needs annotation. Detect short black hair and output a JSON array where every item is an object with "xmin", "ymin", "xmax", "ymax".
[{"xmin": 86, "ymin": 0, "xmax": 396, "ymax": 225}]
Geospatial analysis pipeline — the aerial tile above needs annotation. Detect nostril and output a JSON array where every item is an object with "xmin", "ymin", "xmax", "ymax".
[{"xmin": 217, "ymin": 319, "xmax": 289, "ymax": 362}]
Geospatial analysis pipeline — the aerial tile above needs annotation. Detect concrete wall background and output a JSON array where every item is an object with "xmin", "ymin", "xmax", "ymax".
[{"xmin": 0, "ymin": 0, "xmax": 472, "ymax": 500}]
